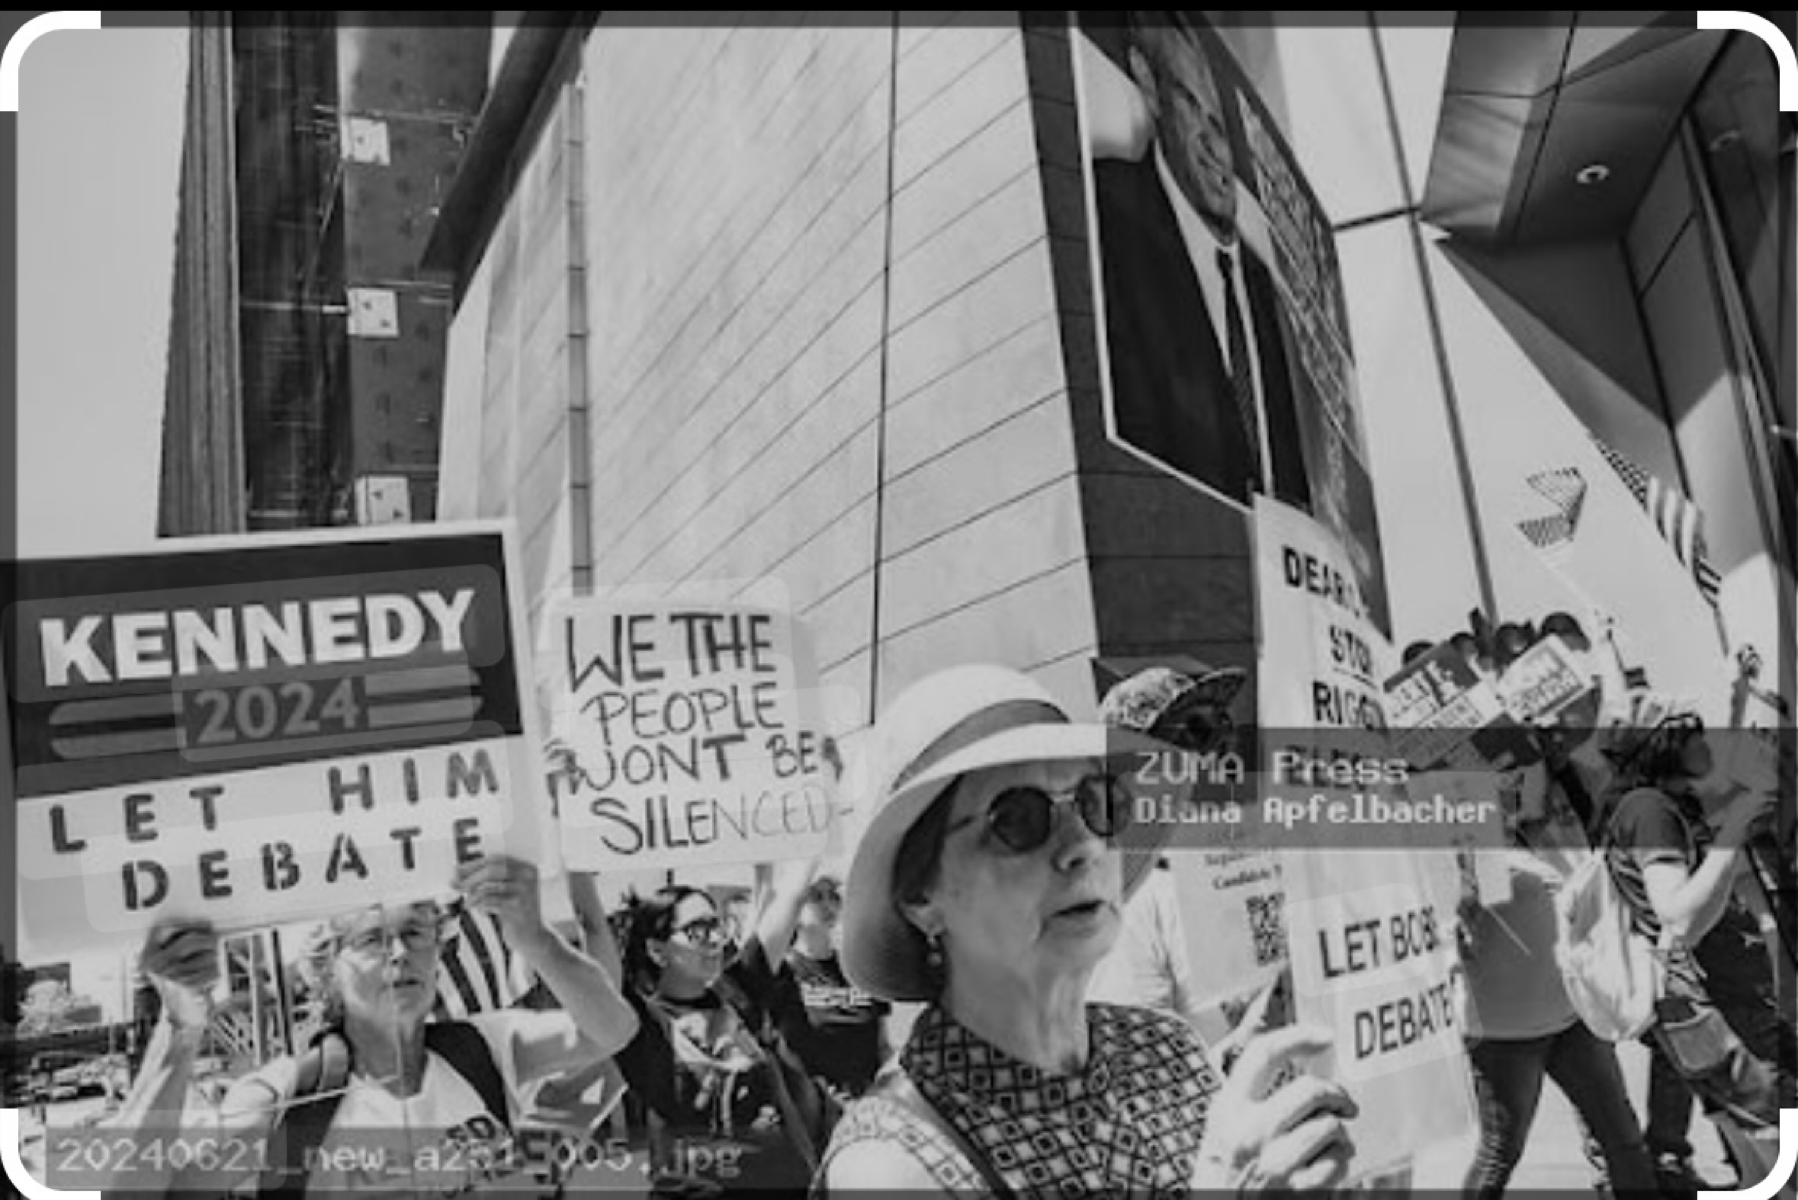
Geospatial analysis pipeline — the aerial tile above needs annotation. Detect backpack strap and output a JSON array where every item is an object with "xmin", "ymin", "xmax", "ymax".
[
  {"xmin": 713, "ymin": 972, "xmax": 837, "ymax": 1173},
  {"xmin": 423, "ymin": 1019, "xmax": 511, "ymax": 1131},
  {"xmin": 1604, "ymin": 788, "xmax": 1701, "ymax": 965},
  {"xmin": 257, "ymin": 1021, "xmax": 509, "ymax": 1199},
  {"xmin": 258, "ymin": 1030, "xmax": 351, "ymax": 1200}
]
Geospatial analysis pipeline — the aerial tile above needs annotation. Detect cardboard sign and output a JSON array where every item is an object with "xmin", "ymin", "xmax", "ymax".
[
  {"xmin": 1253, "ymin": 500, "xmax": 1476, "ymax": 1180},
  {"xmin": 6, "ymin": 525, "xmax": 547, "ymax": 959},
  {"xmin": 1254, "ymin": 497, "xmax": 1395, "ymax": 740},
  {"xmin": 1383, "ymin": 643, "xmax": 1508, "ymax": 770},
  {"xmin": 548, "ymin": 599, "xmax": 835, "ymax": 871},
  {"xmin": 1492, "ymin": 635, "xmax": 1590, "ymax": 724},
  {"xmin": 1285, "ymin": 854, "xmax": 1478, "ymax": 1178}
]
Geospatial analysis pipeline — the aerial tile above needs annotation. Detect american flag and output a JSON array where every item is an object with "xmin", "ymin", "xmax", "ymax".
[
  {"xmin": 434, "ymin": 904, "xmax": 535, "ymax": 1017},
  {"xmin": 1516, "ymin": 466, "xmax": 1587, "ymax": 550},
  {"xmin": 1589, "ymin": 434, "xmax": 1722, "ymax": 606}
]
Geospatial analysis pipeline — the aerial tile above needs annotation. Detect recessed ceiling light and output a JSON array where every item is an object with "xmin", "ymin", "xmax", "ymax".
[{"xmin": 1576, "ymin": 164, "xmax": 1610, "ymax": 185}]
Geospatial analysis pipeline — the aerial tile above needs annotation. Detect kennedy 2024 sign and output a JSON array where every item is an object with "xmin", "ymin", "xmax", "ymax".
[
  {"xmin": 5, "ymin": 525, "xmax": 546, "ymax": 958},
  {"xmin": 549, "ymin": 598, "xmax": 836, "ymax": 871}
]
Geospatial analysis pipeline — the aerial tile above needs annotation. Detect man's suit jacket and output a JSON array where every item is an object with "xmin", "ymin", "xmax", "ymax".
[{"xmin": 1093, "ymin": 156, "xmax": 1310, "ymax": 510}]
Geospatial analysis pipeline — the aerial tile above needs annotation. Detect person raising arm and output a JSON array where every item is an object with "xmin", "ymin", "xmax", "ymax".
[{"xmin": 102, "ymin": 854, "xmax": 638, "ymax": 1199}]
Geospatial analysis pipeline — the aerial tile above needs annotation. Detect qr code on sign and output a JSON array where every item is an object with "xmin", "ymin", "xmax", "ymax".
[{"xmin": 1246, "ymin": 894, "xmax": 1288, "ymax": 967}]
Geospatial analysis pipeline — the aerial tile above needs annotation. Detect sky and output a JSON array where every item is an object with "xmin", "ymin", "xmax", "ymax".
[
  {"xmin": 17, "ymin": 24, "xmax": 188, "ymax": 559},
  {"xmin": 15, "ymin": 24, "xmax": 189, "ymax": 1006}
]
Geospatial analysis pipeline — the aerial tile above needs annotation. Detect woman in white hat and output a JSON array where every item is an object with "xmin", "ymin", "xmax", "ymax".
[{"xmin": 817, "ymin": 665, "xmax": 1358, "ymax": 1195}]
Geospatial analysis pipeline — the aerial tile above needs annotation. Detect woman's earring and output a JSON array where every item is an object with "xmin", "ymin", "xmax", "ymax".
[{"xmin": 924, "ymin": 930, "xmax": 947, "ymax": 993}]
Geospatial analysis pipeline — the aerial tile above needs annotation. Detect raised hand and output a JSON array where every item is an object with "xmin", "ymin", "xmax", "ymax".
[
  {"xmin": 454, "ymin": 854, "xmax": 551, "ymax": 954},
  {"xmin": 138, "ymin": 917, "xmax": 220, "ymax": 1033}
]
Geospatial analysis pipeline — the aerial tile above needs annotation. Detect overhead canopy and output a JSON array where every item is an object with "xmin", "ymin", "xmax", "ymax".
[{"xmin": 1422, "ymin": 13, "xmax": 1727, "ymax": 246}]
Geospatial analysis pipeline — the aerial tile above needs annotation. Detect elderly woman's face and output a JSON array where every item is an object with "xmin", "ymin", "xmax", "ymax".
[
  {"xmin": 331, "ymin": 902, "xmax": 443, "ymax": 1027},
  {"xmin": 914, "ymin": 758, "xmax": 1124, "ymax": 990}
]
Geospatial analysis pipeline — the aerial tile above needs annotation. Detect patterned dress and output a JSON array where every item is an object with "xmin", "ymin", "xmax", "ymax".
[{"xmin": 819, "ymin": 1002, "xmax": 1218, "ymax": 1196}]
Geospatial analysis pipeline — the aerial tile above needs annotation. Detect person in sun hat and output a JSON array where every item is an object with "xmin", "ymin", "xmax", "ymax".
[{"xmin": 814, "ymin": 663, "xmax": 1358, "ymax": 1195}]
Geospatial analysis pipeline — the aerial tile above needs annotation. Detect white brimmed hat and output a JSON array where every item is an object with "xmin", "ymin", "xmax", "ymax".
[{"xmin": 840, "ymin": 664, "xmax": 1183, "ymax": 1003}]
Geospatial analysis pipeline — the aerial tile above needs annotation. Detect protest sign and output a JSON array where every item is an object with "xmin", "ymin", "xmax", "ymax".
[
  {"xmin": 1172, "ymin": 848, "xmax": 1289, "ymax": 1048},
  {"xmin": 1253, "ymin": 499, "xmax": 1476, "ymax": 1179},
  {"xmin": 1492, "ymin": 635, "xmax": 1590, "ymax": 724},
  {"xmin": 1382, "ymin": 642, "xmax": 1513, "ymax": 770},
  {"xmin": 6, "ymin": 524, "xmax": 547, "ymax": 960},
  {"xmin": 1285, "ymin": 853, "xmax": 1477, "ymax": 1177},
  {"xmin": 547, "ymin": 598, "xmax": 836, "ymax": 871},
  {"xmin": 1253, "ymin": 497, "xmax": 1395, "ymax": 742}
]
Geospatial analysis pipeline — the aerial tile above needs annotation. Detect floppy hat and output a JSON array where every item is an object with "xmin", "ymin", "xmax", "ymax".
[
  {"xmin": 840, "ymin": 664, "xmax": 1184, "ymax": 1003},
  {"xmin": 1097, "ymin": 663, "xmax": 1248, "ymax": 894},
  {"xmin": 1098, "ymin": 664, "xmax": 1247, "ymax": 735}
]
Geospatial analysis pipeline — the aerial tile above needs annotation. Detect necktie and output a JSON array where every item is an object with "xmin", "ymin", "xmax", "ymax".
[{"xmin": 1217, "ymin": 247, "xmax": 1262, "ymax": 494}]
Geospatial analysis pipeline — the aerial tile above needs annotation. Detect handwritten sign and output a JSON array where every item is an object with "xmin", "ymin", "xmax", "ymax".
[
  {"xmin": 549, "ymin": 600, "xmax": 835, "ymax": 870},
  {"xmin": 1254, "ymin": 500, "xmax": 1475, "ymax": 1179},
  {"xmin": 1286, "ymin": 860, "xmax": 1477, "ymax": 1177},
  {"xmin": 6, "ymin": 525, "xmax": 546, "ymax": 959}
]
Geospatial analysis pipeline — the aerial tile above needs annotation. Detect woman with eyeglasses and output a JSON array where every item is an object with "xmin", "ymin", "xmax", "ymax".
[
  {"xmin": 817, "ymin": 665, "xmax": 1358, "ymax": 1196},
  {"xmin": 613, "ymin": 869, "xmax": 840, "ymax": 1197},
  {"xmin": 107, "ymin": 854, "xmax": 639, "ymax": 1198}
]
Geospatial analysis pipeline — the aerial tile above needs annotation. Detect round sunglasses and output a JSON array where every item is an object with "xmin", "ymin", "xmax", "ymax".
[{"xmin": 948, "ymin": 774, "xmax": 1133, "ymax": 854}]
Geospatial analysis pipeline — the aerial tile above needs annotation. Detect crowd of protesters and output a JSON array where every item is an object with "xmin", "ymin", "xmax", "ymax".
[
  {"xmin": 1413, "ymin": 613, "xmax": 1793, "ymax": 1198},
  {"xmin": 98, "ymin": 610, "xmax": 1793, "ymax": 1198}
]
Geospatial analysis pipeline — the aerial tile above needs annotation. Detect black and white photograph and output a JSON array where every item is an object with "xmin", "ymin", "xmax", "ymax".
[{"xmin": 2, "ymin": 11, "xmax": 1794, "ymax": 1198}]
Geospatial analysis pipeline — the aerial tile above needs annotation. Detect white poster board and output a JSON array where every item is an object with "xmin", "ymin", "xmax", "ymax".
[
  {"xmin": 7, "ymin": 523, "xmax": 549, "ymax": 959},
  {"xmin": 1252, "ymin": 498, "xmax": 1477, "ymax": 1180},
  {"xmin": 547, "ymin": 598, "xmax": 836, "ymax": 871}
]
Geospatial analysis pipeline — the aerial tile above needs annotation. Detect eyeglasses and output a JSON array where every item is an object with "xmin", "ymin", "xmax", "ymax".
[
  {"xmin": 342, "ymin": 917, "xmax": 443, "ymax": 958},
  {"xmin": 671, "ymin": 917, "xmax": 725, "ymax": 947},
  {"xmin": 949, "ymin": 774, "xmax": 1133, "ymax": 854}
]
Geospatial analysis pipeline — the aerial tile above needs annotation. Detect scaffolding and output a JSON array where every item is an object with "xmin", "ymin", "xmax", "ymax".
[{"xmin": 233, "ymin": 13, "xmax": 346, "ymax": 530}]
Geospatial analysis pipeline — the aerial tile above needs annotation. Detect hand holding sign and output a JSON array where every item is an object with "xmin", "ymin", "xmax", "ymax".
[
  {"xmin": 454, "ymin": 854, "xmax": 552, "ymax": 957},
  {"xmin": 138, "ymin": 916, "xmax": 220, "ymax": 1032},
  {"xmin": 1191, "ymin": 1024, "xmax": 1358, "ymax": 1192}
]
